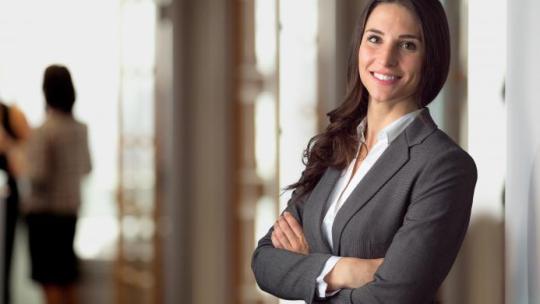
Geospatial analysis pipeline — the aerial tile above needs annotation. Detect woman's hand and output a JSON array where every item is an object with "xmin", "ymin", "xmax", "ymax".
[
  {"xmin": 325, "ymin": 257, "xmax": 384, "ymax": 290},
  {"xmin": 271, "ymin": 212, "xmax": 309, "ymax": 255}
]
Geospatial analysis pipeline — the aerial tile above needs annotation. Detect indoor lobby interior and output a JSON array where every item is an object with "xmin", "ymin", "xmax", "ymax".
[{"xmin": 0, "ymin": 0, "xmax": 537, "ymax": 303}]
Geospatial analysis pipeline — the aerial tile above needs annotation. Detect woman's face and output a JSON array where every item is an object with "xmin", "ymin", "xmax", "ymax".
[{"xmin": 358, "ymin": 3, "xmax": 424, "ymax": 107}]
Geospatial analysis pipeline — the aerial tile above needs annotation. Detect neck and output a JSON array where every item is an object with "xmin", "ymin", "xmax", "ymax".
[
  {"xmin": 364, "ymin": 97, "xmax": 419, "ymax": 147},
  {"xmin": 47, "ymin": 108, "xmax": 72, "ymax": 117}
]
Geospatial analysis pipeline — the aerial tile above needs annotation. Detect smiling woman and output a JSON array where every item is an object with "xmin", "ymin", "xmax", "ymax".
[
  {"xmin": 358, "ymin": 4, "xmax": 424, "ymax": 108},
  {"xmin": 251, "ymin": 1, "xmax": 476, "ymax": 303}
]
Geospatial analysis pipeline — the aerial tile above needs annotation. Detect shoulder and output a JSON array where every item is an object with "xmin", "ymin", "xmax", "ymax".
[
  {"xmin": 67, "ymin": 115, "xmax": 88, "ymax": 130},
  {"xmin": 6, "ymin": 104, "xmax": 31, "ymax": 140},
  {"xmin": 73, "ymin": 120, "xmax": 89, "ymax": 137},
  {"xmin": 414, "ymin": 129, "xmax": 477, "ymax": 179},
  {"xmin": 50, "ymin": 115, "xmax": 87, "ymax": 131},
  {"xmin": 77, "ymin": 120, "xmax": 88, "ymax": 131}
]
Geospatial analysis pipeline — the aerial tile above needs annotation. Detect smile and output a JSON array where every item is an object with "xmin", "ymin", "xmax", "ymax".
[{"xmin": 371, "ymin": 72, "xmax": 400, "ymax": 81}]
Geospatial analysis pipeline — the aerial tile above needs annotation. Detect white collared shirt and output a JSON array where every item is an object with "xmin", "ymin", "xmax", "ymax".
[{"xmin": 316, "ymin": 109, "xmax": 422, "ymax": 298}]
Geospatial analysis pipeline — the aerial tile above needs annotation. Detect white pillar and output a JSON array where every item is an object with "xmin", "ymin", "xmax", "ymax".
[
  {"xmin": 507, "ymin": 1, "xmax": 540, "ymax": 303},
  {"xmin": 466, "ymin": 0, "xmax": 506, "ymax": 303}
]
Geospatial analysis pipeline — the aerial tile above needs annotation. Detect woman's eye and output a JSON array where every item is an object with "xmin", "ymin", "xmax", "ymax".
[
  {"xmin": 367, "ymin": 35, "xmax": 380, "ymax": 44},
  {"xmin": 400, "ymin": 41, "xmax": 417, "ymax": 51}
]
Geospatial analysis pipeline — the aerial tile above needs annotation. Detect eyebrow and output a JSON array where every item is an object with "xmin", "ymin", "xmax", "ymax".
[{"xmin": 365, "ymin": 28, "xmax": 423, "ymax": 42}]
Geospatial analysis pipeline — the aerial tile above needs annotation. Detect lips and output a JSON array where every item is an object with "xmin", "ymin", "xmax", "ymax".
[{"xmin": 370, "ymin": 72, "xmax": 401, "ymax": 84}]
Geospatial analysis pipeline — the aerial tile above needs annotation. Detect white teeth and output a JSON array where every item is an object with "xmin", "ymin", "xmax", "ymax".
[{"xmin": 373, "ymin": 72, "xmax": 397, "ymax": 81}]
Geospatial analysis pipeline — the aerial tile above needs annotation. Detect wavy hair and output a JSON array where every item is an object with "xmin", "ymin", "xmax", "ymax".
[{"xmin": 287, "ymin": 0, "xmax": 450, "ymax": 197}]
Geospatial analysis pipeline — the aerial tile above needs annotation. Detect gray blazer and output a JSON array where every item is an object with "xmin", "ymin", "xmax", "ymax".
[{"xmin": 252, "ymin": 108, "xmax": 477, "ymax": 304}]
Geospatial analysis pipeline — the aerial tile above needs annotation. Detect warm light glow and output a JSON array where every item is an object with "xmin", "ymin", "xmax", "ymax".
[
  {"xmin": 255, "ymin": 92, "xmax": 277, "ymax": 181},
  {"xmin": 75, "ymin": 216, "xmax": 119, "ymax": 260}
]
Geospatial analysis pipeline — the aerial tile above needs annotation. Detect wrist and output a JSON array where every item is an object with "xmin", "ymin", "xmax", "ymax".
[
  {"xmin": 324, "ymin": 257, "xmax": 351, "ymax": 290},
  {"xmin": 327, "ymin": 257, "xmax": 383, "ymax": 289}
]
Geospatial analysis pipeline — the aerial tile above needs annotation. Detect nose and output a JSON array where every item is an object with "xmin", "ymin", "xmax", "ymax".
[{"xmin": 378, "ymin": 44, "xmax": 398, "ymax": 67}]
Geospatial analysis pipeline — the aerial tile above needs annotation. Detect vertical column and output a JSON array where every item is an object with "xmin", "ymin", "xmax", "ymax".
[
  {"xmin": 466, "ymin": 0, "xmax": 506, "ymax": 303},
  {"xmin": 235, "ymin": 0, "xmax": 276, "ymax": 303},
  {"xmin": 155, "ymin": 2, "xmax": 174, "ymax": 304},
  {"xmin": 507, "ymin": 1, "xmax": 540, "ymax": 303},
  {"xmin": 170, "ymin": 0, "xmax": 234, "ymax": 303}
]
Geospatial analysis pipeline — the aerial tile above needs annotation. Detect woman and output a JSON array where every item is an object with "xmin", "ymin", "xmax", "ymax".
[
  {"xmin": 0, "ymin": 99, "xmax": 30, "ymax": 304},
  {"xmin": 25, "ymin": 65, "xmax": 92, "ymax": 304},
  {"xmin": 251, "ymin": 1, "xmax": 477, "ymax": 303}
]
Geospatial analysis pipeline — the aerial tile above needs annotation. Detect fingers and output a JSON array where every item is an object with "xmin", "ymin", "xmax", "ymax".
[
  {"xmin": 271, "ymin": 230, "xmax": 283, "ymax": 248},
  {"xmin": 271, "ymin": 212, "xmax": 309, "ymax": 255},
  {"xmin": 277, "ymin": 215, "xmax": 299, "ymax": 248},
  {"xmin": 273, "ymin": 221, "xmax": 293, "ymax": 248},
  {"xmin": 283, "ymin": 212, "xmax": 304, "ymax": 239}
]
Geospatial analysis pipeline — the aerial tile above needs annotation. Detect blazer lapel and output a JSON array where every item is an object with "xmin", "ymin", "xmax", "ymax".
[
  {"xmin": 330, "ymin": 108, "xmax": 437, "ymax": 254},
  {"xmin": 303, "ymin": 167, "xmax": 340, "ymax": 253},
  {"xmin": 331, "ymin": 135, "xmax": 409, "ymax": 253}
]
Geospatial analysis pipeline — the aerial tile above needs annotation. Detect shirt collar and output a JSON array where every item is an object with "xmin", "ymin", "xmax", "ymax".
[{"xmin": 356, "ymin": 108, "xmax": 423, "ymax": 144}]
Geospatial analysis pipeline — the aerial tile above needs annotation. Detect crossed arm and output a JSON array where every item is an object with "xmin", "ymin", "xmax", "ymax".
[
  {"xmin": 272, "ymin": 211, "xmax": 383, "ymax": 291},
  {"xmin": 251, "ymin": 188, "xmax": 384, "ymax": 303}
]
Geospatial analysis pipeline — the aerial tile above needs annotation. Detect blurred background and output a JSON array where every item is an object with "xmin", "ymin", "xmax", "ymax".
[{"xmin": 0, "ymin": 0, "xmax": 537, "ymax": 303}]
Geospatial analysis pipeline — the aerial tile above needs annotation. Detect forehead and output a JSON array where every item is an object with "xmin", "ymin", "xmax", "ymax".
[{"xmin": 365, "ymin": 3, "xmax": 422, "ymax": 38}]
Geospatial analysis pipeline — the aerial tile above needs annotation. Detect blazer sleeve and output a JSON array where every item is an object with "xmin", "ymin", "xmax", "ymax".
[
  {"xmin": 321, "ymin": 148, "xmax": 477, "ymax": 304},
  {"xmin": 252, "ymin": 188, "xmax": 333, "ymax": 303}
]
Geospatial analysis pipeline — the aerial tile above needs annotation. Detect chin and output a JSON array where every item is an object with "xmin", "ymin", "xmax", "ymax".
[
  {"xmin": 371, "ymin": 98, "xmax": 396, "ymax": 105},
  {"xmin": 367, "ymin": 91, "xmax": 397, "ymax": 103}
]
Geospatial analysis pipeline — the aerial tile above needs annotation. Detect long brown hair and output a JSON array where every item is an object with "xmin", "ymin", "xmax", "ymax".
[{"xmin": 287, "ymin": 0, "xmax": 450, "ymax": 197}]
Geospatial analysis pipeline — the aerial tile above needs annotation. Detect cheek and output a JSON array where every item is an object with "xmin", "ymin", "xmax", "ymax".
[
  {"xmin": 406, "ymin": 55, "xmax": 423, "ymax": 75},
  {"xmin": 357, "ymin": 46, "xmax": 371, "ymax": 74},
  {"xmin": 404, "ymin": 57, "xmax": 423, "ymax": 94}
]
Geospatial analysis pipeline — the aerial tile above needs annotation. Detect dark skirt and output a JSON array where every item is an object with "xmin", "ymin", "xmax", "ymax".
[{"xmin": 26, "ymin": 213, "xmax": 79, "ymax": 285}]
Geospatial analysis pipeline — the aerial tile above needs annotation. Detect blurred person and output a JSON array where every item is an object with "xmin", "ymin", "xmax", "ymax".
[
  {"xmin": 24, "ymin": 65, "xmax": 91, "ymax": 304},
  {"xmin": 0, "ymin": 97, "xmax": 31, "ymax": 304},
  {"xmin": 251, "ymin": 1, "xmax": 477, "ymax": 303}
]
